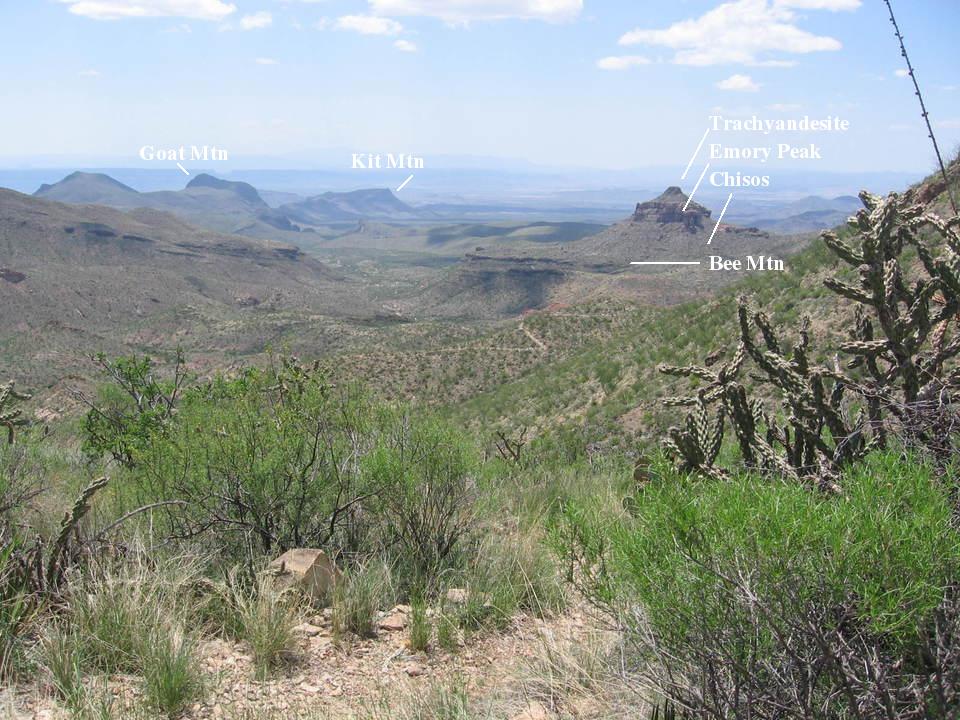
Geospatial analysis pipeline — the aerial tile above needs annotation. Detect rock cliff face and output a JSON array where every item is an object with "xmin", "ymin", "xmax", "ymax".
[{"xmin": 632, "ymin": 187, "xmax": 711, "ymax": 231}]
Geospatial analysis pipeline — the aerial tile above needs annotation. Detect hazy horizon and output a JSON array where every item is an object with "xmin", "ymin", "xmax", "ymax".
[{"xmin": 3, "ymin": 1, "xmax": 958, "ymax": 175}]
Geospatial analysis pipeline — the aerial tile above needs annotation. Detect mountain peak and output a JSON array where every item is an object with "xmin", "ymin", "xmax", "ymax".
[
  {"xmin": 35, "ymin": 172, "xmax": 138, "ymax": 201},
  {"xmin": 633, "ymin": 186, "xmax": 711, "ymax": 230},
  {"xmin": 656, "ymin": 186, "xmax": 689, "ymax": 202},
  {"xmin": 186, "ymin": 174, "xmax": 265, "ymax": 206},
  {"xmin": 34, "ymin": 170, "xmax": 136, "ymax": 195}
]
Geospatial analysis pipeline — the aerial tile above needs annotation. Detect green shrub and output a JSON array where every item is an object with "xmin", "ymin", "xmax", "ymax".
[
  {"xmin": 107, "ymin": 356, "xmax": 482, "ymax": 572},
  {"xmin": 615, "ymin": 454, "xmax": 958, "ymax": 640},
  {"xmin": 555, "ymin": 453, "xmax": 960, "ymax": 717},
  {"xmin": 363, "ymin": 417, "xmax": 478, "ymax": 587},
  {"xmin": 125, "ymin": 362, "xmax": 385, "ymax": 559},
  {"xmin": 80, "ymin": 352, "xmax": 186, "ymax": 467}
]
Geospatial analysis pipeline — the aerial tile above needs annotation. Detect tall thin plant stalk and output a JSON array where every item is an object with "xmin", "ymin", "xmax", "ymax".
[{"xmin": 884, "ymin": 0, "xmax": 958, "ymax": 214}]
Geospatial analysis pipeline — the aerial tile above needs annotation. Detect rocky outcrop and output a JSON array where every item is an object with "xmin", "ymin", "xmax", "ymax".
[
  {"xmin": 265, "ymin": 548, "xmax": 340, "ymax": 602},
  {"xmin": 632, "ymin": 186, "xmax": 711, "ymax": 231}
]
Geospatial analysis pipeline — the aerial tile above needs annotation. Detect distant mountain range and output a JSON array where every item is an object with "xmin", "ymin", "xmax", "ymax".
[
  {"xmin": 35, "ymin": 172, "xmax": 302, "ymax": 237},
  {"xmin": 26, "ymin": 171, "xmax": 870, "ymax": 234},
  {"xmin": 559, "ymin": 186, "xmax": 788, "ymax": 269},
  {"xmin": 33, "ymin": 172, "xmax": 430, "ymax": 238},
  {"xmin": 727, "ymin": 194, "xmax": 862, "ymax": 234}
]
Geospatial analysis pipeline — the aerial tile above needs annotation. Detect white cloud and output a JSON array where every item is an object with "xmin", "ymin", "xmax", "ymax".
[
  {"xmin": 315, "ymin": 17, "xmax": 330, "ymax": 30},
  {"xmin": 717, "ymin": 74, "xmax": 761, "ymax": 92},
  {"xmin": 894, "ymin": 68, "xmax": 909, "ymax": 78},
  {"xmin": 240, "ymin": 11, "xmax": 272, "ymax": 29},
  {"xmin": 775, "ymin": 0, "xmax": 861, "ymax": 9},
  {"xmin": 336, "ymin": 14, "xmax": 403, "ymax": 34},
  {"xmin": 394, "ymin": 39, "xmax": 418, "ymax": 52},
  {"xmin": 255, "ymin": 57, "xmax": 279, "ymax": 65},
  {"xmin": 368, "ymin": 0, "xmax": 582, "ymax": 23},
  {"xmin": 768, "ymin": 102, "xmax": 801, "ymax": 111},
  {"xmin": 59, "ymin": 0, "xmax": 235, "ymax": 21},
  {"xmin": 78, "ymin": 69, "xmax": 101, "ymax": 76},
  {"xmin": 619, "ymin": 0, "xmax": 857, "ymax": 67},
  {"xmin": 936, "ymin": 119, "xmax": 960, "ymax": 130},
  {"xmin": 596, "ymin": 55, "xmax": 651, "ymax": 71}
]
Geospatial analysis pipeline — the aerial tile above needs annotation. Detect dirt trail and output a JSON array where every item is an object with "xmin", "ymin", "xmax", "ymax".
[{"xmin": 519, "ymin": 322, "xmax": 547, "ymax": 352}]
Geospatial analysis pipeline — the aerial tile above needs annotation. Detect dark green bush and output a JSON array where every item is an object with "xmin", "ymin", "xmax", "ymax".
[
  {"xmin": 96, "ymin": 356, "xmax": 484, "ymax": 582},
  {"xmin": 363, "ymin": 417, "xmax": 478, "ymax": 585},
  {"xmin": 80, "ymin": 352, "xmax": 186, "ymax": 467},
  {"xmin": 121, "ymin": 360, "xmax": 385, "ymax": 558}
]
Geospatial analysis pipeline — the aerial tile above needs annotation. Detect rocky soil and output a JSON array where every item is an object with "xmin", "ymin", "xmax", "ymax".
[{"xmin": 8, "ymin": 603, "xmax": 614, "ymax": 720}]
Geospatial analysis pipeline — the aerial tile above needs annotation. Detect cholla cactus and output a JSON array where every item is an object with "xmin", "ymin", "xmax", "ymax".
[
  {"xmin": 658, "ymin": 190, "xmax": 959, "ymax": 486},
  {"xmin": 2, "ymin": 476, "xmax": 108, "ymax": 606},
  {"xmin": 823, "ymin": 191, "xmax": 960, "ymax": 407},
  {"xmin": 0, "ymin": 381, "xmax": 30, "ymax": 444},
  {"xmin": 663, "ymin": 393, "xmax": 726, "ymax": 480}
]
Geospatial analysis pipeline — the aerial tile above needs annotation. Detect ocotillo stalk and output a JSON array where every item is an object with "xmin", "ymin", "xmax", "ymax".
[{"xmin": 884, "ymin": 0, "xmax": 957, "ymax": 215}]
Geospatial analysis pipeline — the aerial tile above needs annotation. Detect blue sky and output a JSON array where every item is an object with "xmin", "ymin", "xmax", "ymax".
[{"xmin": 1, "ymin": 0, "xmax": 958, "ymax": 172}]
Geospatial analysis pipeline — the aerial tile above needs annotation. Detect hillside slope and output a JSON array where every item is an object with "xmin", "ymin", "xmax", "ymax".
[
  {"xmin": 313, "ymin": 159, "xmax": 960, "ymax": 452},
  {"xmin": 0, "ymin": 189, "xmax": 377, "ymax": 389},
  {"xmin": 439, "ymin": 160, "xmax": 960, "ymax": 448},
  {"xmin": 404, "ymin": 187, "xmax": 804, "ymax": 318}
]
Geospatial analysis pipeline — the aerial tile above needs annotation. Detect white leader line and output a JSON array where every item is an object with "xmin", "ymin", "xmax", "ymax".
[
  {"xmin": 396, "ymin": 174, "xmax": 414, "ymax": 192},
  {"xmin": 631, "ymin": 261, "xmax": 702, "ymax": 265},
  {"xmin": 684, "ymin": 163, "xmax": 710, "ymax": 212},
  {"xmin": 708, "ymin": 193, "xmax": 734, "ymax": 245},
  {"xmin": 176, "ymin": 162, "xmax": 190, "ymax": 176},
  {"xmin": 681, "ymin": 128, "xmax": 710, "ymax": 180}
]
